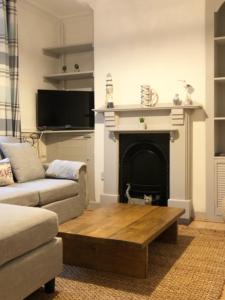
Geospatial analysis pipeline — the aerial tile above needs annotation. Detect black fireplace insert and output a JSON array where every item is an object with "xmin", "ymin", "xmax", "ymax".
[{"xmin": 119, "ymin": 133, "xmax": 170, "ymax": 206}]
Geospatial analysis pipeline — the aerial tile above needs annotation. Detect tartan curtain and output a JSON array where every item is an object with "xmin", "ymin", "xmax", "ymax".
[{"xmin": 0, "ymin": 0, "xmax": 20, "ymax": 137}]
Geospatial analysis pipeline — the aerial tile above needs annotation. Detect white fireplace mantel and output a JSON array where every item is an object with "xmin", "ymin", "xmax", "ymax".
[{"xmin": 96, "ymin": 103, "xmax": 202, "ymax": 221}]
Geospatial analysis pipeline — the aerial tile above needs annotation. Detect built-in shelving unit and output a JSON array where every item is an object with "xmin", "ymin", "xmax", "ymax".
[
  {"xmin": 41, "ymin": 40, "xmax": 95, "ymax": 203},
  {"xmin": 43, "ymin": 42, "xmax": 94, "ymax": 87},
  {"xmin": 214, "ymin": 6, "xmax": 225, "ymax": 156},
  {"xmin": 213, "ymin": 3, "xmax": 225, "ymax": 217}
]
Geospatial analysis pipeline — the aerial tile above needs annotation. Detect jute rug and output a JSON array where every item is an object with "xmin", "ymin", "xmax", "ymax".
[{"xmin": 28, "ymin": 226, "xmax": 225, "ymax": 300}]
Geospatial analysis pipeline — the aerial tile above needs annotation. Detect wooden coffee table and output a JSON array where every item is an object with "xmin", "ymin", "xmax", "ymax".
[{"xmin": 58, "ymin": 203, "xmax": 184, "ymax": 278}]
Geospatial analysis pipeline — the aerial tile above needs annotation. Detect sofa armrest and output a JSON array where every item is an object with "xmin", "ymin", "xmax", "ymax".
[{"xmin": 44, "ymin": 160, "xmax": 88, "ymax": 207}]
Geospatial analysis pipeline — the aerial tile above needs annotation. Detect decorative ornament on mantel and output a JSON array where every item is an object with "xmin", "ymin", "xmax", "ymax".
[
  {"xmin": 179, "ymin": 80, "xmax": 195, "ymax": 105},
  {"xmin": 105, "ymin": 73, "xmax": 114, "ymax": 108},
  {"xmin": 141, "ymin": 85, "xmax": 159, "ymax": 107}
]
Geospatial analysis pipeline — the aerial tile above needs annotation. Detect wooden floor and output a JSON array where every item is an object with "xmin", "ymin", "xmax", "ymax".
[{"xmin": 190, "ymin": 220, "xmax": 225, "ymax": 300}]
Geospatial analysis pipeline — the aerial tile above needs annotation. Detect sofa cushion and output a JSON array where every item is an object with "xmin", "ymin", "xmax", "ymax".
[
  {"xmin": 0, "ymin": 142, "xmax": 45, "ymax": 183},
  {"xmin": 46, "ymin": 159, "xmax": 86, "ymax": 180},
  {"xmin": 12, "ymin": 178, "xmax": 79, "ymax": 205},
  {"xmin": 0, "ymin": 204, "xmax": 58, "ymax": 267},
  {"xmin": 0, "ymin": 187, "xmax": 39, "ymax": 206},
  {"xmin": 0, "ymin": 136, "xmax": 20, "ymax": 160},
  {"xmin": 0, "ymin": 158, "xmax": 14, "ymax": 186}
]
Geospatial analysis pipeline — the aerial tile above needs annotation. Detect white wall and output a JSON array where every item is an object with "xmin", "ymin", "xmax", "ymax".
[
  {"xmin": 18, "ymin": 0, "xmax": 59, "ymax": 131},
  {"xmin": 93, "ymin": 0, "xmax": 206, "ymax": 213}
]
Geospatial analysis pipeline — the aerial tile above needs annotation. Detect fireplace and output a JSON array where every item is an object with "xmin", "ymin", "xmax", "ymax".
[
  {"xmin": 119, "ymin": 133, "xmax": 170, "ymax": 205},
  {"xmin": 96, "ymin": 103, "xmax": 202, "ymax": 221}
]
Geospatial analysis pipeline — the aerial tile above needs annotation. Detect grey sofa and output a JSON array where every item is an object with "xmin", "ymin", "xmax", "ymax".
[
  {"xmin": 0, "ymin": 203, "xmax": 62, "ymax": 300},
  {"xmin": 0, "ymin": 136, "xmax": 87, "ymax": 299},
  {"xmin": 0, "ymin": 136, "xmax": 87, "ymax": 224}
]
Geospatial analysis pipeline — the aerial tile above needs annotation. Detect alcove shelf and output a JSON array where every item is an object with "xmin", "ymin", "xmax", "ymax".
[
  {"xmin": 43, "ymin": 43, "xmax": 93, "ymax": 57},
  {"xmin": 44, "ymin": 70, "xmax": 94, "ymax": 82}
]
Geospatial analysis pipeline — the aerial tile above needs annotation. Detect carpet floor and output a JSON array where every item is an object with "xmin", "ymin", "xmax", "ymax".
[{"xmin": 27, "ymin": 226, "xmax": 225, "ymax": 300}]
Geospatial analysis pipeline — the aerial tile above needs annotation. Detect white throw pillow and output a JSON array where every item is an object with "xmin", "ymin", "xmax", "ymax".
[
  {"xmin": 0, "ymin": 158, "xmax": 14, "ymax": 186},
  {"xmin": 46, "ymin": 159, "xmax": 86, "ymax": 180},
  {"xmin": 0, "ymin": 143, "xmax": 45, "ymax": 183}
]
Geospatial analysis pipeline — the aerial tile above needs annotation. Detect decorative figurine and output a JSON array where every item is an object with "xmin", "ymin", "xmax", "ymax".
[
  {"xmin": 179, "ymin": 80, "xmax": 194, "ymax": 105},
  {"xmin": 62, "ymin": 65, "xmax": 67, "ymax": 73},
  {"xmin": 173, "ymin": 93, "xmax": 182, "ymax": 105},
  {"xmin": 106, "ymin": 73, "xmax": 114, "ymax": 108},
  {"xmin": 74, "ymin": 64, "xmax": 80, "ymax": 72},
  {"xmin": 141, "ymin": 85, "xmax": 158, "ymax": 106}
]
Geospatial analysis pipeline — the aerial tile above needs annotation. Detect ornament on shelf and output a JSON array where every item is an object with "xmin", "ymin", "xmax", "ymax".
[
  {"xmin": 141, "ymin": 85, "xmax": 158, "ymax": 107},
  {"xmin": 62, "ymin": 65, "xmax": 67, "ymax": 73},
  {"xmin": 74, "ymin": 64, "xmax": 80, "ymax": 72},
  {"xmin": 179, "ymin": 80, "xmax": 194, "ymax": 105},
  {"xmin": 173, "ymin": 93, "xmax": 182, "ymax": 105},
  {"xmin": 105, "ymin": 73, "xmax": 114, "ymax": 108}
]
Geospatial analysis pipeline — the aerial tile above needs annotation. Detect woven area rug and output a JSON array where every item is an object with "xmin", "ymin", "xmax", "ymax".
[{"xmin": 28, "ymin": 226, "xmax": 225, "ymax": 300}]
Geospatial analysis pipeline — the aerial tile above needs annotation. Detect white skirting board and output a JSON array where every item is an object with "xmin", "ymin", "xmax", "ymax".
[
  {"xmin": 100, "ymin": 193, "xmax": 120, "ymax": 204},
  {"xmin": 168, "ymin": 198, "xmax": 191, "ymax": 220}
]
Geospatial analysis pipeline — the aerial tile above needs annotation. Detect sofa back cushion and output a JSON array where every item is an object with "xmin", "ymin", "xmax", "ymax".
[
  {"xmin": 0, "ymin": 143, "xmax": 45, "ymax": 183},
  {"xmin": 0, "ymin": 136, "xmax": 20, "ymax": 160}
]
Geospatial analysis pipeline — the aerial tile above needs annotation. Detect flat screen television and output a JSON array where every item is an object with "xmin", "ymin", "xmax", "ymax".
[{"xmin": 37, "ymin": 89, "xmax": 94, "ymax": 131}]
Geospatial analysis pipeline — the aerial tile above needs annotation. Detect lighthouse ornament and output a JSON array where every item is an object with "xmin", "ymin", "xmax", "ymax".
[{"xmin": 105, "ymin": 73, "xmax": 114, "ymax": 108}]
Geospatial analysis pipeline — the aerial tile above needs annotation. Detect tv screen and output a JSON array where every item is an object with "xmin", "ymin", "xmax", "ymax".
[{"xmin": 37, "ymin": 90, "xmax": 94, "ymax": 131}]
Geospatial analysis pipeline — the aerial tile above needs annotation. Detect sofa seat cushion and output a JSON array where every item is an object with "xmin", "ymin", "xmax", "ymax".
[
  {"xmin": 11, "ymin": 179, "xmax": 79, "ymax": 206},
  {"xmin": 0, "ymin": 204, "xmax": 58, "ymax": 267},
  {"xmin": 0, "ymin": 187, "xmax": 39, "ymax": 206}
]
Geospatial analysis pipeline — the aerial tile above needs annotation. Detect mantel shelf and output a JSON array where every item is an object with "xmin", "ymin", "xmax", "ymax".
[
  {"xmin": 94, "ymin": 103, "xmax": 202, "ymax": 113},
  {"xmin": 108, "ymin": 128, "xmax": 178, "ymax": 133},
  {"xmin": 44, "ymin": 70, "xmax": 94, "ymax": 81}
]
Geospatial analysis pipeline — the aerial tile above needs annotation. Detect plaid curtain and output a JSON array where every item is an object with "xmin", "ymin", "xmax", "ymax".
[{"xmin": 0, "ymin": 0, "xmax": 20, "ymax": 137}]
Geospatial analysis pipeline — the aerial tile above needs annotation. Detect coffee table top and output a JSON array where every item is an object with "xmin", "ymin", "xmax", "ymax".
[{"xmin": 59, "ymin": 203, "xmax": 184, "ymax": 247}]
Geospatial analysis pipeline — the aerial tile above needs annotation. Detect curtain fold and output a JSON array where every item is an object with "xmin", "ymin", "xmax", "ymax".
[{"xmin": 0, "ymin": 0, "xmax": 20, "ymax": 137}]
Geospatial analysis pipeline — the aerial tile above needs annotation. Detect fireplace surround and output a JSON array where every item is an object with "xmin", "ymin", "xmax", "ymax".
[{"xmin": 95, "ymin": 103, "xmax": 201, "ymax": 221}]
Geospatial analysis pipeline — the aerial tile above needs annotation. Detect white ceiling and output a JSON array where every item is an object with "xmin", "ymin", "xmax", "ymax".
[{"xmin": 27, "ymin": 0, "xmax": 93, "ymax": 18}]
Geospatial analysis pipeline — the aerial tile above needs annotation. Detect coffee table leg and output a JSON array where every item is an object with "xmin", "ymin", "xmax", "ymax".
[
  {"xmin": 62, "ymin": 237, "xmax": 149, "ymax": 278},
  {"xmin": 156, "ymin": 220, "xmax": 178, "ymax": 244}
]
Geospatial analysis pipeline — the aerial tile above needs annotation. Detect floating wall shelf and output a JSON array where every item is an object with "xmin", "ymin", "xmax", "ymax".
[
  {"xmin": 44, "ymin": 70, "xmax": 94, "ymax": 82},
  {"xmin": 43, "ymin": 43, "xmax": 93, "ymax": 57}
]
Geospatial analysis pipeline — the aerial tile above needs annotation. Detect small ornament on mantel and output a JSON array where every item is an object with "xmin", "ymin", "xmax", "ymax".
[
  {"xmin": 179, "ymin": 80, "xmax": 195, "ymax": 105},
  {"xmin": 106, "ymin": 73, "xmax": 114, "ymax": 108},
  {"xmin": 173, "ymin": 93, "xmax": 182, "ymax": 105},
  {"xmin": 141, "ymin": 85, "xmax": 159, "ymax": 107}
]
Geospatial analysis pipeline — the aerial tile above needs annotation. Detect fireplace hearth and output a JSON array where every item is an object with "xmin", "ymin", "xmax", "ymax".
[{"xmin": 119, "ymin": 133, "xmax": 169, "ymax": 206}]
